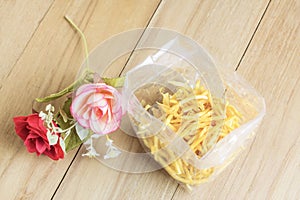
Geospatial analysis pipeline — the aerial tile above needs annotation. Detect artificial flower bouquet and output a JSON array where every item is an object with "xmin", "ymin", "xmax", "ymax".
[
  {"xmin": 13, "ymin": 69, "xmax": 123, "ymax": 160},
  {"xmin": 13, "ymin": 16, "xmax": 124, "ymax": 160},
  {"xmin": 13, "ymin": 16, "xmax": 265, "ymax": 191}
]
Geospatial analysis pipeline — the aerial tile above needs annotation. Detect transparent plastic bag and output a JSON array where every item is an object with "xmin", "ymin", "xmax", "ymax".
[
  {"xmin": 122, "ymin": 36, "xmax": 266, "ymax": 190},
  {"xmin": 84, "ymin": 28, "xmax": 265, "ymax": 190}
]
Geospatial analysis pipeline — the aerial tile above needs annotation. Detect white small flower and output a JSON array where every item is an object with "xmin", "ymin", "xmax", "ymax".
[
  {"xmin": 104, "ymin": 138, "xmax": 121, "ymax": 159},
  {"xmin": 47, "ymin": 130, "xmax": 59, "ymax": 145},
  {"xmin": 45, "ymin": 104, "xmax": 55, "ymax": 112},
  {"xmin": 82, "ymin": 134, "xmax": 100, "ymax": 158},
  {"xmin": 82, "ymin": 149, "xmax": 99, "ymax": 158},
  {"xmin": 39, "ymin": 111, "xmax": 47, "ymax": 120}
]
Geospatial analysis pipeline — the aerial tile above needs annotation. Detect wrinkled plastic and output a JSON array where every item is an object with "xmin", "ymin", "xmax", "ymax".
[{"xmin": 122, "ymin": 36, "xmax": 266, "ymax": 190}]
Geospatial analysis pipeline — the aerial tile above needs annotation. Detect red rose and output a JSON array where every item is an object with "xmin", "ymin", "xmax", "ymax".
[{"xmin": 13, "ymin": 113, "xmax": 64, "ymax": 160}]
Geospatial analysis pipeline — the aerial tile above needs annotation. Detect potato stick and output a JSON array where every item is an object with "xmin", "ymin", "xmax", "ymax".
[
  {"xmin": 198, "ymin": 122, "xmax": 211, "ymax": 129},
  {"xmin": 150, "ymin": 145, "xmax": 156, "ymax": 153},
  {"xmin": 165, "ymin": 114, "xmax": 173, "ymax": 125},
  {"xmin": 187, "ymin": 132, "xmax": 199, "ymax": 145},
  {"xmin": 174, "ymin": 160, "xmax": 182, "ymax": 174},
  {"xmin": 189, "ymin": 165, "xmax": 194, "ymax": 175},
  {"xmin": 143, "ymin": 138, "xmax": 150, "ymax": 147},
  {"xmin": 195, "ymin": 80, "xmax": 201, "ymax": 90},
  {"xmin": 199, "ymin": 110, "xmax": 213, "ymax": 119},
  {"xmin": 183, "ymin": 164, "xmax": 192, "ymax": 181},
  {"xmin": 191, "ymin": 134, "xmax": 206, "ymax": 150},
  {"xmin": 202, "ymin": 136, "xmax": 208, "ymax": 153},
  {"xmin": 170, "ymin": 99, "xmax": 179, "ymax": 104},
  {"xmin": 138, "ymin": 79, "xmax": 241, "ymax": 188},
  {"xmin": 164, "ymin": 165, "xmax": 194, "ymax": 185},
  {"xmin": 144, "ymin": 104, "xmax": 152, "ymax": 111},
  {"xmin": 185, "ymin": 184, "xmax": 193, "ymax": 191},
  {"xmin": 153, "ymin": 136, "xmax": 158, "ymax": 150},
  {"xmin": 177, "ymin": 159, "xmax": 184, "ymax": 173},
  {"xmin": 170, "ymin": 118, "xmax": 181, "ymax": 123},
  {"xmin": 156, "ymin": 103, "xmax": 170, "ymax": 112},
  {"xmin": 178, "ymin": 124, "xmax": 199, "ymax": 138},
  {"xmin": 227, "ymin": 105, "xmax": 242, "ymax": 118},
  {"xmin": 168, "ymin": 124, "xmax": 177, "ymax": 132},
  {"xmin": 162, "ymin": 93, "xmax": 170, "ymax": 106}
]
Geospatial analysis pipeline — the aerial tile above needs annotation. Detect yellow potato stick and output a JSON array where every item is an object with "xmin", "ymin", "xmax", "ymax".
[
  {"xmin": 191, "ymin": 134, "xmax": 206, "ymax": 150},
  {"xmin": 165, "ymin": 114, "xmax": 173, "ymax": 125},
  {"xmin": 153, "ymin": 136, "xmax": 158, "ymax": 151},
  {"xmin": 174, "ymin": 160, "xmax": 182, "ymax": 174},
  {"xmin": 139, "ymin": 80, "xmax": 241, "ymax": 189},
  {"xmin": 170, "ymin": 99, "xmax": 179, "ymax": 104},
  {"xmin": 144, "ymin": 104, "xmax": 152, "ymax": 111},
  {"xmin": 184, "ymin": 167, "xmax": 192, "ymax": 181},
  {"xmin": 162, "ymin": 93, "xmax": 170, "ymax": 106}
]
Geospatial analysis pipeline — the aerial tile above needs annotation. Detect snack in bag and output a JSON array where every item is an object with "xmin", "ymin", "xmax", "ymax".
[{"xmin": 121, "ymin": 33, "xmax": 265, "ymax": 190}]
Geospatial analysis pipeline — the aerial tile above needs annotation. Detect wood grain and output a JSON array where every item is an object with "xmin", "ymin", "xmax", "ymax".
[
  {"xmin": 1, "ymin": 0, "xmax": 299, "ymax": 199},
  {"xmin": 0, "ymin": 0, "xmax": 160, "ymax": 199},
  {"xmin": 228, "ymin": 0, "xmax": 299, "ymax": 199},
  {"xmin": 0, "ymin": 0, "xmax": 53, "ymax": 81},
  {"xmin": 149, "ymin": 0, "xmax": 270, "ymax": 70},
  {"xmin": 173, "ymin": 0, "xmax": 300, "ymax": 199}
]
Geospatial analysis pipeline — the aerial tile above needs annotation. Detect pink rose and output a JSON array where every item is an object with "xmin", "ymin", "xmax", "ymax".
[
  {"xmin": 13, "ymin": 114, "xmax": 64, "ymax": 160},
  {"xmin": 71, "ymin": 83, "xmax": 122, "ymax": 134}
]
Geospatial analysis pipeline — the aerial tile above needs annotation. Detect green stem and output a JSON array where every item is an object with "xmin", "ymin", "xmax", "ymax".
[
  {"xmin": 64, "ymin": 15, "xmax": 126, "ymax": 88},
  {"xmin": 64, "ymin": 15, "xmax": 90, "ymax": 70},
  {"xmin": 35, "ymin": 16, "xmax": 125, "ymax": 103},
  {"xmin": 36, "ymin": 16, "xmax": 92, "ymax": 103},
  {"xmin": 102, "ymin": 76, "xmax": 125, "ymax": 88},
  {"xmin": 36, "ymin": 70, "xmax": 93, "ymax": 103}
]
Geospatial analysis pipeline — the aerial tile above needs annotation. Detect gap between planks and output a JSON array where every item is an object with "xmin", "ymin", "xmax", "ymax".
[
  {"xmin": 4, "ymin": 0, "xmax": 55, "ymax": 80},
  {"xmin": 224, "ymin": 0, "xmax": 272, "ymax": 195},
  {"xmin": 235, "ymin": 0, "xmax": 272, "ymax": 71}
]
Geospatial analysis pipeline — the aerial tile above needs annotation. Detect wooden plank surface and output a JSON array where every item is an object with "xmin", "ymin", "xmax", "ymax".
[
  {"xmin": 1, "ymin": 0, "xmax": 299, "ymax": 199},
  {"xmin": 173, "ymin": 0, "xmax": 300, "ymax": 199},
  {"xmin": 149, "ymin": 0, "xmax": 270, "ymax": 70},
  {"xmin": 0, "ymin": 0, "xmax": 53, "ymax": 81},
  {"xmin": 0, "ymin": 0, "xmax": 160, "ymax": 199},
  {"xmin": 226, "ymin": 0, "xmax": 300, "ymax": 199}
]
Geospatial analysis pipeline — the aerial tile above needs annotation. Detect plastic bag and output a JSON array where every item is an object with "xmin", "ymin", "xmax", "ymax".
[
  {"xmin": 121, "ymin": 35, "xmax": 266, "ymax": 190},
  {"xmin": 85, "ymin": 28, "xmax": 265, "ymax": 190}
]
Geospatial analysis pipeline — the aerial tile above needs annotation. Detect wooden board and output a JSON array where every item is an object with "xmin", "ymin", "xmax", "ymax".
[
  {"xmin": 1, "ymin": 0, "xmax": 299, "ymax": 199},
  {"xmin": 173, "ymin": 0, "xmax": 300, "ymax": 199},
  {"xmin": 0, "ymin": 0, "xmax": 53, "ymax": 81},
  {"xmin": 226, "ymin": 0, "xmax": 299, "ymax": 199},
  {"xmin": 149, "ymin": 0, "xmax": 270, "ymax": 70}
]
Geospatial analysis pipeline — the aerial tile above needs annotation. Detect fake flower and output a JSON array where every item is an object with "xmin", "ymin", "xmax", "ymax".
[
  {"xmin": 71, "ymin": 83, "xmax": 122, "ymax": 135},
  {"xmin": 12, "ymin": 16, "xmax": 123, "ymax": 161},
  {"xmin": 13, "ymin": 113, "xmax": 64, "ymax": 160}
]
